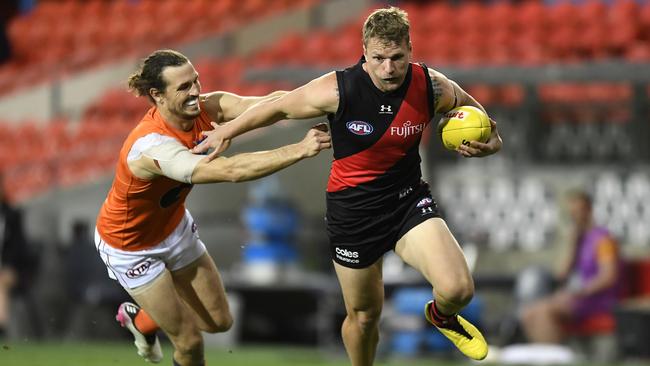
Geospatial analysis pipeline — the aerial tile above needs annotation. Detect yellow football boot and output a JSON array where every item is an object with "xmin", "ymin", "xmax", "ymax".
[{"xmin": 424, "ymin": 300, "xmax": 488, "ymax": 360}]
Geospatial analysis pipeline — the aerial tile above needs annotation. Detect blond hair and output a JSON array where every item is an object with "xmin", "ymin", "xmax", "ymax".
[{"xmin": 362, "ymin": 6, "xmax": 410, "ymax": 46}]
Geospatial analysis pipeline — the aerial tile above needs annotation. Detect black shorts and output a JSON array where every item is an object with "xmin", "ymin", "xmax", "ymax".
[{"xmin": 326, "ymin": 181, "xmax": 441, "ymax": 268}]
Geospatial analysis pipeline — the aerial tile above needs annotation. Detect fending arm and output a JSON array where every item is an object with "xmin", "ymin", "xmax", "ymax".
[{"xmin": 191, "ymin": 72, "xmax": 339, "ymax": 159}]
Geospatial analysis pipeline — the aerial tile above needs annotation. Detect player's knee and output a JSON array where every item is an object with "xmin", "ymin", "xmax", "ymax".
[
  {"xmin": 437, "ymin": 278, "xmax": 474, "ymax": 308},
  {"xmin": 205, "ymin": 313, "xmax": 233, "ymax": 333},
  {"xmin": 174, "ymin": 333, "xmax": 204, "ymax": 360},
  {"xmin": 349, "ymin": 308, "xmax": 381, "ymax": 333}
]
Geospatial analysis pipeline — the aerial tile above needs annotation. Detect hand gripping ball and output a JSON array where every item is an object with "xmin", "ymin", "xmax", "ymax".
[{"xmin": 438, "ymin": 106, "xmax": 491, "ymax": 150}]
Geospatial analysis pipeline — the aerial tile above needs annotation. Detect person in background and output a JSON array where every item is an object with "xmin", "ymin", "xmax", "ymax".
[
  {"xmin": 0, "ymin": 173, "xmax": 30, "ymax": 338},
  {"xmin": 0, "ymin": 0, "xmax": 17, "ymax": 64},
  {"xmin": 520, "ymin": 189, "xmax": 622, "ymax": 343}
]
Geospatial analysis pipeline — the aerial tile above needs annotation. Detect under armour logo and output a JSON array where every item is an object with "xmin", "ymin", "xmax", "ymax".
[{"xmin": 379, "ymin": 105, "xmax": 393, "ymax": 114}]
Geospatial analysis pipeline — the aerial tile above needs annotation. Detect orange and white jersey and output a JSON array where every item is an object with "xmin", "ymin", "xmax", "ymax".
[{"xmin": 96, "ymin": 106, "xmax": 213, "ymax": 251}]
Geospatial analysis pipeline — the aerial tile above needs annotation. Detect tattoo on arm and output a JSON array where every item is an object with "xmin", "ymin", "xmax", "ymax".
[{"xmin": 431, "ymin": 76, "xmax": 444, "ymax": 110}]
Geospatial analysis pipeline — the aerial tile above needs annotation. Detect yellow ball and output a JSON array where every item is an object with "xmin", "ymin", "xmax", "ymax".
[{"xmin": 439, "ymin": 106, "xmax": 491, "ymax": 151}]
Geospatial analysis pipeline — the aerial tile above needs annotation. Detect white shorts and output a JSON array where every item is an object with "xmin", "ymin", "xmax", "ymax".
[{"xmin": 95, "ymin": 209, "xmax": 207, "ymax": 290}]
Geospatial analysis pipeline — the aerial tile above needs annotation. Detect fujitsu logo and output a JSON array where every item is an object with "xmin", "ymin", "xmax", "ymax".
[{"xmin": 390, "ymin": 120, "xmax": 425, "ymax": 139}]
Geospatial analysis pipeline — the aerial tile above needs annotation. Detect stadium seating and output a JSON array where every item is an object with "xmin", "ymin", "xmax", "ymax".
[
  {"xmin": 565, "ymin": 312, "xmax": 616, "ymax": 336},
  {"xmin": 0, "ymin": 0, "xmax": 317, "ymax": 96},
  {"xmin": 434, "ymin": 169, "xmax": 650, "ymax": 252},
  {"xmin": 0, "ymin": 54, "xmax": 298, "ymax": 202},
  {"xmin": 247, "ymin": 0, "xmax": 650, "ymax": 67}
]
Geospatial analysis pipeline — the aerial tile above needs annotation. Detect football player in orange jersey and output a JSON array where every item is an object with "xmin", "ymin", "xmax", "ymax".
[{"xmin": 95, "ymin": 49, "xmax": 331, "ymax": 366}]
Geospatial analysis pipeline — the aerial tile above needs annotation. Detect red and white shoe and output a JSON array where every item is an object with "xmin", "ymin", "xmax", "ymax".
[{"xmin": 116, "ymin": 302, "xmax": 163, "ymax": 363}]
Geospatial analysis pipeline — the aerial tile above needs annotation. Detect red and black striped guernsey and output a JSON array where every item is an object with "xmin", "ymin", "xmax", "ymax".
[{"xmin": 326, "ymin": 57, "xmax": 435, "ymax": 214}]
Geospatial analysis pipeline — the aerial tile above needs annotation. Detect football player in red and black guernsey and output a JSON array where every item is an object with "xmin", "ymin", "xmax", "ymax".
[{"xmin": 193, "ymin": 6, "xmax": 502, "ymax": 364}]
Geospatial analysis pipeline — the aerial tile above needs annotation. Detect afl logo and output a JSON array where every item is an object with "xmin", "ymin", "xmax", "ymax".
[
  {"xmin": 126, "ymin": 260, "xmax": 152, "ymax": 279},
  {"xmin": 416, "ymin": 198, "xmax": 433, "ymax": 208},
  {"xmin": 346, "ymin": 121, "xmax": 373, "ymax": 135}
]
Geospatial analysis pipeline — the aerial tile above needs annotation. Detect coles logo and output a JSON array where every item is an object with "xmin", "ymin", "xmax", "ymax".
[
  {"xmin": 416, "ymin": 197, "xmax": 433, "ymax": 208},
  {"xmin": 346, "ymin": 121, "xmax": 373, "ymax": 135},
  {"xmin": 335, "ymin": 247, "xmax": 360, "ymax": 264},
  {"xmin": 336, "ymin": 247, "xmax": 359, "ymax": 258},
  {"xmin": 126, "ymin": 260, "xmax": 152, "ymax": 279}
]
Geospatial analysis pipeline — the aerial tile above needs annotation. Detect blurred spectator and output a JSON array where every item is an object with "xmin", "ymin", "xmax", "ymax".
[
  {"xmin": 519, "ymin": 189, "xmax": 622, "ymax": 344},
  {"xmin": 61, "ymin": 219, "xmax": 125, "ymax": 339},
  {"xmin": 0, "ymin": 173, "xmax": 31, "ymax": 338},
  {"xmin": 63, "ymin": 220, "xmax": 122, "ymax": 302},
  {"xmin": 0, "ymin": 0, "xmax": 18, "ymax": 64},
  {"xmin": 0, "ymin": 18, "xmax": 10, "ymax": 64}
]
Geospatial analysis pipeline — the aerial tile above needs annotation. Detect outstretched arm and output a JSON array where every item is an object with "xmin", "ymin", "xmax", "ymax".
[
  {"xmin": 127, "ymin": 125, "xmax": 331, "ymax": 184},
  {"xmin": 191, "ymin": 72, "xmax": 339, "ymax": 160},
  {"xmin": 199, "ymin": 90, "xmax": 289, "ymax": 123},
  {"xmin": 428, "ymin": 68, "xmax": 502, "ymax": 157}
]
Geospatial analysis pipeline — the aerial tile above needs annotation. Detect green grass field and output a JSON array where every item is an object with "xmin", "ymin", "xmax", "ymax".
[
  {"xmin": 0, "ymin": 341, "xmax": 451, "ymax": 366},
  {"xmin": 0, "ymin": 341, "xmax": 644, "ymax": 366},
  {"xmin": 0, "ymin": 341, "xmax": 456, "ymax": 366}
]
